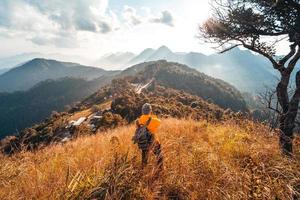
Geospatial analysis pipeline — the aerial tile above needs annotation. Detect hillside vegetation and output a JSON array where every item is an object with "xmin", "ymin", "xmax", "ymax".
[
  {"xmin": 1, "ymin": 79, "xmax": 229, "ymax": 154},
  {"xmin": 0, "ymin": 76, "xmax": 114, "ymax": 139},
  {"xmin": 0, "ymin": 60, "xmax": 247, "ymax": 144},
  {"xmin": 0, "ymin": 118, "xmax": 299, "ymax": 199},
  {"xmin": 123, "ymin": 60, "xmax": 247, "ymax": 111}
]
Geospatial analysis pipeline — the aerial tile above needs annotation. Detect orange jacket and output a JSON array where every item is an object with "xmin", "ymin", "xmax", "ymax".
[{"xmin": 138, "ymin": 114, "xmax": 161, "ymax": 134}]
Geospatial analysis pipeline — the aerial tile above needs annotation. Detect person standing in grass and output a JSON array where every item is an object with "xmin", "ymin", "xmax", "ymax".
[{"xmin": 132, "ymin": 103, "xmax": 163, "ymax": 170}]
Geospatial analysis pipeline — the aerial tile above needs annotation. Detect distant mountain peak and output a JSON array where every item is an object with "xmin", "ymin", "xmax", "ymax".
[
  {"xmin": 140, "ymin": 48, "xmax": 155, "ymax": 54},
  {"xmin": 27, "ymin": 58, "xmax": 47, "ymax": 64},
  {"xmin": 0, "ymin": 59, "xmax": 112, "ymax": 92},
  {"xmin": 31, "ymin": 57, "xmax": 47, "ymax": 62},
  {"xmin": 157, "ymin": 45, "xmax": 172, "ymax": 52},
  {"xmin": 95, "ymin": 52, "xmax": 136, "ymax": 69},
  {"xmin": 27, "ymin": 58, "xmax": 60, "ymax": 65},
  {"xmin": 144, "ymin": 46, "xmax": 173, "ymax": 62}
]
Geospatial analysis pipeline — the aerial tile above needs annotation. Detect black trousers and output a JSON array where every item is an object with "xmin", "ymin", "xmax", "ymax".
[{"xmin": 141, "ymin": 140, "xmax": 163, "ymax": 169}]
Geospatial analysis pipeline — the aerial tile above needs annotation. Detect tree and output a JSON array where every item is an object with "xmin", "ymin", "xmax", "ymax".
[{"xmin": 200, "ymin": 0, "xmax": 300, "ymax": 156}]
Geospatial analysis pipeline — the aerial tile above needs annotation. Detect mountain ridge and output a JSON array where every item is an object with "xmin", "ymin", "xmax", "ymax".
[
  {"xmin": 94, "ymin": 52, "xmax": 136, "ymax": 69},
  {"xmin": 128, "ymin": 48, "xmax": 155, "ymax": 64},
  {"xmin": 0, "ymin": 60, "xmax": 247, "ymax": 150},
  {"xmin": 0, "ymin": 60, "xmax": 246, "ymax": 140},
  {"xmin": 0, "ymin": 58, "xmax": 118, "ymax": 92},
  {"xmin": 0, "ymin": 52, "xmax": 91, "ymax": 69},
  {"xmin": 1, "ymin": 46, "xmax": 284, "ymax": 93},
  {"xmin": 129, "ymin": 60, "xmax": 247, "ymax": 111},
  {"xmin": 95, "ymin": 46, "xmax": 283, "ymax": 93}
]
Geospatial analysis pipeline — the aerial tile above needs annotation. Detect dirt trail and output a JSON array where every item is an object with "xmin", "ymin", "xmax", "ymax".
[{"xmin": 135, "ymin": 78, "xmax": 155, "ymax": 94}]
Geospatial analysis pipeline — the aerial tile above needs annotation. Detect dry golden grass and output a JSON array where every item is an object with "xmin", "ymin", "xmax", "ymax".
[
  {"xmin": 69, "ymin": 101, "xmax": 111, "ymax": 121},
  {"xmin": 99, "ymin": 100, "xmax": 113, "ymax": 110},
  {"xmin": 0, "ymin": 118, "xmax": 299, "ymax": 200},
  {"xmin": 69, "ymin": 109, "xmax": 93, "ymax": 121}
]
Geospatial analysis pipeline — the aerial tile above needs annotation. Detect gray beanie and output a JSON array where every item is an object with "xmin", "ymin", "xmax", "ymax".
[{"xmin": 142, "ymin": 103, "xmax": 152, "ymax": 115}]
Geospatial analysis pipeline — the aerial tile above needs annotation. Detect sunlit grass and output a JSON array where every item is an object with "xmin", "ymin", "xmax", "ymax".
[{"xmin": 0, "ymin": 118, "xmax": 299, "ymax": 199}]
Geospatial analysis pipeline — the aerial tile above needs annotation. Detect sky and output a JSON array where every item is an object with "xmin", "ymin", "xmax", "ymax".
[{"xmin": 0, "ymin": 0, "xmax": 214, "ymax": 62}]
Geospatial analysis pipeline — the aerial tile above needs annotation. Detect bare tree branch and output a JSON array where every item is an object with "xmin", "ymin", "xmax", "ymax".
[
  {"xmin": 237, "ymin": 39, "xmax": 282, "ymax": 71},
  {"xmin": 287, "ymin": 45, "xmax": 300, "ymax": 73},
  {"xmin": 279, "ymin": 43, "xmax": 297, "ymax": 66},
  {"xmin": 218, "ymin": 44, "xmax": 242, "ymax": 53}
]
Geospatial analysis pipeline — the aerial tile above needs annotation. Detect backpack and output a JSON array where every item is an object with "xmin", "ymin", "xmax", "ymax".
[{"xmin": 132, "ymin": 117, "xmax": 153, "ymax": 151}]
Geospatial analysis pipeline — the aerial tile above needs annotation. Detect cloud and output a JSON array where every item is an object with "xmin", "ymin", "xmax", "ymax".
[
  {"xmin": 98, "ymin": 21, "xmax": 112, "ymax": 33},
  {"xmin": 0, "ymin": 0, "xmax": 116, "ymax": 47},
  {"xmin": 75, "ymin": 18, "xmax": 97, "ymax": 32},
  {"xmin": 0, "ymin": 1, "xmax": 175, "ymax": 49},
  {"xmin": 30, "ymin": 36, "xmax": 49, "ymax": 46},
  {"xmin": 22, "ymin": 0, "xmax": 112, "ymax": 33},
  {"xmin": 151, "ymin": 11, "xmax": 174, "ymax": 27},
  {"xmin": 0, "ymin": 1, "xmax": 115, "ymax": 33},
  {"xmin": 123, "ymin": 6, "xmax": 142, "ymax": 26},
  {"xmin": 122, "ymin": 6, "xmax": 175, "ymax": 28},
  {"xmin": 30, "ymin": 34, "xmax": 78, "ymax": 48},
  {"xmin": 0, "ymin": 1, "xmax": 10, "ymax": 28},
  {"xmin": 52, "ymin": 36, "xmax": 79, "ymax": 48},
  {"xmin": 0, "ymin": 0, "xmax": 55, "ymax": 32}
]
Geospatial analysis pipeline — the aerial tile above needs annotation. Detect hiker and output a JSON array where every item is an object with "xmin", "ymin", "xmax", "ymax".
[{"xmin": 132, "ymin": 103, "xmax": 163, "ymax": 169}]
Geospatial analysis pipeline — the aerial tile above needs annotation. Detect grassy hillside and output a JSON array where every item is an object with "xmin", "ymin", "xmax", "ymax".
[
  {"xmin": 0, "ymin": 76, "xmax": 114, "ymax": 139},
  {"xmin": 1, "ymin": 79, "xmax": 228, "ymax": 154},
  {"xmin": 123, "ymin": 60, "xmax": 247, "ymax": 112},
  {"xmin": 0, "ymin": 118, "xmax": 299, "ymax": 199}
]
